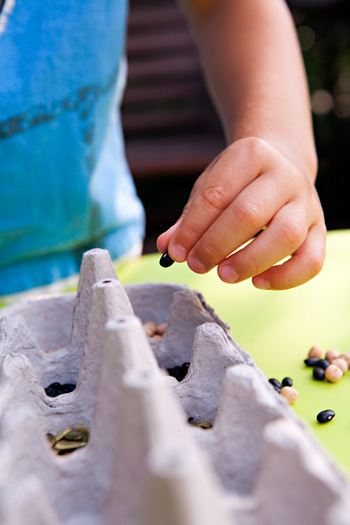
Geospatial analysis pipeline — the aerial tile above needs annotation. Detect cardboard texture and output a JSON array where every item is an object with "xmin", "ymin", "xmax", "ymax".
[{"xmin": 0, "ymin": 248, "xmax": 349, "ymax": 524}]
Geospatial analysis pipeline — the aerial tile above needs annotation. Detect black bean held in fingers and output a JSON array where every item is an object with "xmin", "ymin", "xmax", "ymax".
[
  {"xmin": 313, "ymin": 367, "xmax": 325, "ymax": 381},
  {"xmin": 282, "ymin": 377, "xmax": 293, "ymax": 387},
  {"xmin": 159, "ymin": 251, "xmax": 174, "ymax": 268},
  {"xmin": 317, "ymin": 409, "xmax": 335, "ymax": 424}
]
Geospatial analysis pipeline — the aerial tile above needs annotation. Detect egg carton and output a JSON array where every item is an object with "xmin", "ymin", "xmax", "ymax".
[{"xmin": 0, "ymin": 248, "xmax": 349, "ymax": 525}]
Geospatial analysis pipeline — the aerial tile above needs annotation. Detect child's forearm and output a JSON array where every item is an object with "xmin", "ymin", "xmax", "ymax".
[
  {"xmin": 158, "ymin": 0, "xmax": 326, "ymax": 290},
  {"xmin": 179, "ymin": 0, "xmax": 317, "ymax": 181}
]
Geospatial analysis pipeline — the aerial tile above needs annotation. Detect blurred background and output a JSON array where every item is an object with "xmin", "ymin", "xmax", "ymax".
[{"xmin": 121, "ymin": 0, "xmax": 350, "ymax": 254}]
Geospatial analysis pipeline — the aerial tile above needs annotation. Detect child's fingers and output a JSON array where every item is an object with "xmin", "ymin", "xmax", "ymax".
[
  {"xmin": 252, "ymin": 223, "xmax": 326, "ymax": 290},
  {"xmin": 166, "ymin": 143, "xmax": 263, "ymax": 262},
  {"xmin": 156, "ymin": 222, "xmax": 181, "ymax": 254},
  {"xmin": 156, "ymin": 181, "xmax": 203, "ymax": 255},
  {"xmin": 216, "ymin": 200, "xmax": 309, "ymax": 283},
  {"xmin": 185, "ymin": 170, "xmax": 290, "ymax": 273}
]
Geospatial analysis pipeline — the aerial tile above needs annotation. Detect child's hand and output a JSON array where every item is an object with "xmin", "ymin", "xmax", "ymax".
[{"xmin": 157, "ymin": 138, "xmax": 326, "ymax": 290}]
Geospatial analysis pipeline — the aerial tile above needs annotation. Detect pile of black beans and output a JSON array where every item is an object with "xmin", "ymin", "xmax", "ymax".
[
  {"xmin": 45, "ymin": 382, "xmax": 76, "ymax": 397},
  {"xmin": 304, "ymin": 357, "xmax": 331, "ymax": 381},
  {"xmin": 166, "ymin": 362, "xmax": 190, "ymax": 382}
]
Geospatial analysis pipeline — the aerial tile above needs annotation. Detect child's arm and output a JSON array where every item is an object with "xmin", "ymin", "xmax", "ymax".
[{"xmin": 156, "ymin": 0, "xmax": 326, "ymax": 290}]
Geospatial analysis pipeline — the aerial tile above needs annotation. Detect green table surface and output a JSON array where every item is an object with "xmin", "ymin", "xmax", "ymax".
[{"xmin": 118, "ymin": 229, "xmax": 350, "ymax": 476}]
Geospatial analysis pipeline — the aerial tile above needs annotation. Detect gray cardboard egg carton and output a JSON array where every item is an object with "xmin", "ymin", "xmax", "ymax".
[{"xmin": 0, "ymin": 248, "xmax": 349, "ymax": 525}]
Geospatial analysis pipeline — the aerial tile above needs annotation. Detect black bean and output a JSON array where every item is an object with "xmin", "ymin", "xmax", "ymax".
[
  {"xmin": 167, "ymin": 363, "xmax": 189, "ymax": 382},
  {"xmin": 60, "ymin": 383, "xmax": 76, "ymax": 394},
  {"xmin": 181, "ymin": 362, "xmax": 190, "ymax": 373},
  {"xmin": 282, "ymin": 377, "xmax": 293, "ymax": 387},
  {"xmin": 49, "ymin": 382, "xmax": 62, "ymax": 389},
  {"xmin": 313, "ymin": 367, "xmax": 325, "ymax": 381},
  {"xmin": 166, "ymin": 366, "xmax": 180, "ymax": 380},
  {"xmin": 44, "ymin": 381, "xmax": 76, "ymax": 397},
  {"xmin": 159, "ymin": 251, "xmax": 174, "ymax": 268},
  {"xmin": 315, "ymin": 358, "xmax": 331, "ymax": 370},
  {"xmin": 45, "ymin": 382, "xmax": 63, "ymax": 395},
  {"xmin": 45, "ymin": 387, "xmax": 60, "ymax": 397},
  {"xmin": 268, "ymin": 378, "xmax": 282, "ymax": 391},
  {"xmin": 304, "ymin": 357, "xmax": 320, "ymax": 367},
  {"xmin": 317, "ymin": 409, "xmax": 335, "ymax": 424}
]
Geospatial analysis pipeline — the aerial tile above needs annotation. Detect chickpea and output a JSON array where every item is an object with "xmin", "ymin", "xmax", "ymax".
[
  {"xmin": 156, "ymin": 322, "xmax": 168, "ymax": 335},
  {"xmin": 341, "ymin": 353, "xmax": 350, "ymax": 366},
  {"xmin": 331, "ymin": 358, "xmax": 348, "ymax": 374},
  {"xmin": 143, "ymin": 320, "xmax": 158, "ymax": 337},
  {"xmin": 325, "ymin": 349, "xmax": 341, "ymax": 362},
  {"xmin": 280, "ymin": 386, "xmax": 299, "ymax": 405},
  {"xmin": 308, "ymin": 345, "xmax": 323, "ymax": 359},
  {"xmin": 324, "ymin": 364, "xmax": 343, "ymax": 383}
]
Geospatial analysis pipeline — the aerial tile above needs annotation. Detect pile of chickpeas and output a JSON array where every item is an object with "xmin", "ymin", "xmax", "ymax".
[
  {"xmin": 305, "ymin": 345, "xmax": 350, "ymax": 383},
  {"xmin": 142, "ymin": 320, "xmax": 168, "ymax": 340}
]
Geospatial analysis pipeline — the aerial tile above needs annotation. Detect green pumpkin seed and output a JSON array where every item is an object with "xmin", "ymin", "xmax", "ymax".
[
  {"xmin": 62, "ymin": 430, "xmax": 84, "ymax": 441},
  {"xmin": 46, "ymin": 433, "xmax": 56, "ymax": 446},
  {"xmin": 192, "ymin": 421, "xmax": 212, "ymax": 429},
  {"xmin": 54, "ymin": 428, "xmax": 73, "ymax": 443},
  {"xmin": 54, "ymin": 440, "xmax": 87, "ymax": 451},
  {"xmin": 74, "ymin": 425, "xmax": 90, "ymax": 439}
]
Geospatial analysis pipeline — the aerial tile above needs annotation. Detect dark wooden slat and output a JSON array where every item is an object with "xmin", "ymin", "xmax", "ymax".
[
  {"xmin": 122, "ymin": 108, "xmax": 207, "ymax": 134},
  {"xmin": 128, "ymin": 5, "xmax": 185, "ymax": 28},
  {"xmin": 122, "ymin": 0, "xmax": 226, "ymax": 181},
  {"xmin": 125, "ymin": 136, "xmax": 225, "ymax": 178},
  {"xmin": 126, "ymin": 30, "xmax": 195, "ymax": 55},
  {"xmin": 127, "ymin": 55, "xmax": 201, "ymax": 81},
  {"xmin": 122, "ymin": 80, "xmax": 206, "ymax": 106}
]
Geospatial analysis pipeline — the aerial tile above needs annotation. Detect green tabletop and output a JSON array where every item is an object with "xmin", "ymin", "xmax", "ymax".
[{"xmin": 118, "ymin": 229, "xmax": 350, "ymax": 475}]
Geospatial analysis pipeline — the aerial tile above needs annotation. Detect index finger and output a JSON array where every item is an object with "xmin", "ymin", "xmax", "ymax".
[{"xmin": 167, "ymin": 142, "xmax": 264, "ymax": 262}]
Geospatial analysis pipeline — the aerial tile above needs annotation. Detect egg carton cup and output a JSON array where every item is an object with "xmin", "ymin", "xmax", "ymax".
[{"xmin": 0, "ymin": 248, "xmax": 349, "ymax": 525}]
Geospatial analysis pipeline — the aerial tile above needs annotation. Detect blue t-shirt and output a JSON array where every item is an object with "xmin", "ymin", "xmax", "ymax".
[{"xmin": 0, "ymin": 0, "xmax": 145, "ymax": 295}]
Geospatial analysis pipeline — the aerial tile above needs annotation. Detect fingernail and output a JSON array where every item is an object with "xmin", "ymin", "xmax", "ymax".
[
  {"xmin": 187, "ymin": 256, "xmax": 207, "ymax": 274},
  {"xmin": 169, "ymin": 244, "xmax": 187, "ymax": 262},
  {"xmin": 219, "ymin": 265, "xmax": 238, "ymax": 283},
  {"xmin": 254, "ymin": 277, "xmax": 270, "ymax": 289}
]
